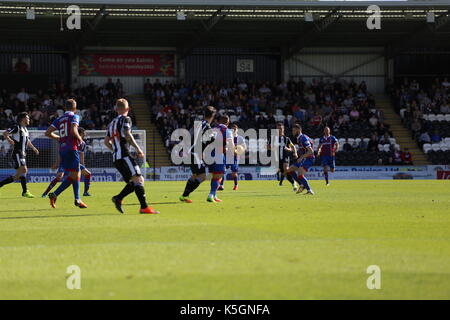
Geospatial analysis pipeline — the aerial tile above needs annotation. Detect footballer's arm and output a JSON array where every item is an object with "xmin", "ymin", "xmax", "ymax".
[
  {"xmin": 125, "ymin": 129, "xmax": 144, "ymax": 158},
  {"xmin": 297, "ymin": 146, "xmax": 314, "ymax": 162},
  {"xmin": 45, "ymin": 126, "xmax": 60, "ymax": 141},
  {"xmin": 104, "ymin": 136, "xmax": 114, "ymax": 152},
  {"xmin": 27, "ymin": 139, "xmax": 39, "ymax": 155}
]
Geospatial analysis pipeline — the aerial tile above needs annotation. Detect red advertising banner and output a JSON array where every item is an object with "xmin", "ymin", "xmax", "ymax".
[
  {"xmin": 436, "ymin": 170, "xmax": 450, "ymax": 179},
  {"xmin": 79, "ymin": 54, "xmax": 174, "ymax": 76}
]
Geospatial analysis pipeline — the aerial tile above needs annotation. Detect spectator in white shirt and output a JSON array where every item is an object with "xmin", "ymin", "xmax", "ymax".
[{"xmin": 17, "ymin": 88, "xmax": 29, "ymax": 104}]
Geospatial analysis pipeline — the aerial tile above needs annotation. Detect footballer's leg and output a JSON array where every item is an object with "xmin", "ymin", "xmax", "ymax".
[
  {"xmin": 81, "ymin": 167, "xmax": 92, "ymax": 196},
  {"xmin": 208, "ymin": 164, "xmax": 224, "ymax": 202},
  {"xmin": 0, "ymin": 154, "xmax": 21, "ymax": 192},
  {"xmin": 132, "ymin": 174, "xmax": 159, "ymax": 214},
  {"xmin": 42, "ymin": 171, "xmax": 64, "ymax": 198},
  {"xmin": 323, "ymin": 165, "xmax": 330, "ymax": 186},
  {"xmin": 180, "ymin": 164, "xmax": 206, "ymax": 203},
  {"xmin": 231, "ymin": 165, "xmax": 239, "ymax": 190},
  {"xmin": 18, "ymin": 165, "xmax": 34, "ymax": 198},
  {"xmin": 284, "ymin": 162, "xmax": 297, "ymax": 191}
]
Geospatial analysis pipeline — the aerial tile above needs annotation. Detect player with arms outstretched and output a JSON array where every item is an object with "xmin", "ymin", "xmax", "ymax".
[
  {"xmin": 317, "ymin": 126, "xmax": 339, "ymax": 186},
  {"xmin": 105, "ymin": 98, "xmax": 158, "ymax": 214},
  {"xmin": 287, "ymin": 124, "xmax": 315, "ymax": 195},
  {"xmin": 0, "ymin": 112, "xmax": 39, "ymax": 198},
  {"xmin": 42, "ymin": 127, "xmax": 92, "ymax": 198},
  {"xmin": 179, "ymin": 106, "xmax": 217, "ymax": 203},
  {"xmin": 45, "ymin": 99, "xmax": 88, "ymax": 208},
  {"xmin": 218, "ymin": 123, "xmax": 246, "ymax": 191}
]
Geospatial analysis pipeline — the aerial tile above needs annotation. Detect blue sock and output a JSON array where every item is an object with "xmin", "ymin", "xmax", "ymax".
[
  {"xmin": 210, "ymin": 178, "xmax": 220, "ymax": 196},
  {"xmin": 299, "ymin": 175, "xmax": 311, "ymax": 191},
  {"xmin": 54, "ymin": 177, "xmax": 73, "ymax": 196},
  {"xmin": 289, "ymin": 172, "xmax": 302, "ymax": 185},
  {"xmin": 72, "ymin": 179, "xmax": 80, "ymax": 201}
]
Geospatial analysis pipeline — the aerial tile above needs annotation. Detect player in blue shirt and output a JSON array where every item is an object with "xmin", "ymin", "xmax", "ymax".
[
  {"xmin": 41, "ymin": 127, "xmax": 92, "ymax": 198},
  {"xmin": 317, "ymin": 126, "xmax": 339, "ymax": 186},
  {"xmin": 45, "ymin": 99, "xmax": 87, "ymax": 208},
  {"xmin": 287, "ymin": 124, "xmax": 315, "ymax": 195},
  {"xmin": 218, "ymin": 123, "xmax": 246, "ymax": 191},
  {"xmin": 207, "ymin": 115, "xmax": 234, "ymax": 203}
]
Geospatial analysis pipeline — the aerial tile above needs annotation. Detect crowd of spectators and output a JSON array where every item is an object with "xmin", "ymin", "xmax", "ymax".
[
  {"xmin": 0, "ymin": 78, "xmax": 134, "ymax": 131},
  {"xmin": 391, "ymin": 77, "xmax": 450, "ymax": 146},
  {"xmin": 146, "ymin": 78, "xmax": 402, "ymax": 165}
]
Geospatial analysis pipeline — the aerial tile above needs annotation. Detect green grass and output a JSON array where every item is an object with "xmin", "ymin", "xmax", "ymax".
[{"xmin": 0, "ymin": 180, "xmax": 449, "ymax": 300}]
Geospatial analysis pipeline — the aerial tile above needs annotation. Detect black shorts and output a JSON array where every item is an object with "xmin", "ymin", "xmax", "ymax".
[
  {"xmin": 12, "ymin": 153, "xmax": 26, "ymax": 169},
  {"xmin": 190, "ymin": 162, "xmax": 206, "ymax": 175},
  {"xmin": 114, "ymin": 156, "xmax": 142, "ymax": 182}
]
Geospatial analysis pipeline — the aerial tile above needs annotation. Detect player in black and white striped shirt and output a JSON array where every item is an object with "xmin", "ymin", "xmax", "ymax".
[
  {"xmin": 0, "ymin": 112, "xmax": 39, "ymax": 198},
  {"xmin": 179, "ymin": 106, "xmax": 217, "ymax": 203},
  {"xmin": 270, "ymin": 123, "xmax": 298, "ymax": 191},
  {"xmin": 104, "ymin": 98, "xmax": 159, "ymax": 214}
]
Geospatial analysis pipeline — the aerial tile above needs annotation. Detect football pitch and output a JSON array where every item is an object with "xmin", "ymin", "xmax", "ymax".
[{"xmin": 0, "ymin": 180, "xmax": 449, "ymax": 300}]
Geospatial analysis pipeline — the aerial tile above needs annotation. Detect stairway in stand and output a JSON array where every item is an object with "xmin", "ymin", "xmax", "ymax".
[
  {"xmin": 129, "ymin": 94, "xmax": 172, "ymax": 168},
  {"xmin": 375, "ymin": 94, "xmax": 429, "ymax": 165}
]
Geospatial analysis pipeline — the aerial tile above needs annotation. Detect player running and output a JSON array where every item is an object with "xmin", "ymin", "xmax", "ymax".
[
  {"xmin": 317, "ymin": 126, "xmax": 339, "ymax": 186},
  {"xmin": 270, "ymin": 122, "xmax": 298, "ymax": 191},
  {"xmin": 0, "ymin": 112, "xmax": 39, "ymax": 198},
  {"xmin": 105, "ymin": 98, "xmax": 158, "ymax": 214},
  {"xmin": 45, "ymin": 99, "xmax": 88, "ymax": 208},
  {"xmin": 179, "ymin": 106, "xmax": 217, "ymax": 203},
  {"xmin": 207, "ymin": 115, "xmax": 234, "ymax": 203},
  {"xmin": 218, "ymin": 123, "xmax": 246, "ymax": 191},
  {"xmin": 42, "ymin": 127, "xmax": 92, "ymax": 198},
  {"xmin": 287, "ymin": 124, "xmax": 315, "ymax": 195}
]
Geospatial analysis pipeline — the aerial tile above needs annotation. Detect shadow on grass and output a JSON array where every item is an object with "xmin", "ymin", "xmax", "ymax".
[
  {"xmin": 122, "ymin": 202, "xmax": 178, "ymax": 206},
  {"xmin": 0, "ymin": 213, "xmax": 118, "ymax": 220}
]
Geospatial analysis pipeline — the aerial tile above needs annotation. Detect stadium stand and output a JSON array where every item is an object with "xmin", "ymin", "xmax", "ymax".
[
  {"xmin": 146, "ymin": 79, "xmax": 406, "ymax": 166},
  {"xmin": 392, "ymin": 78, "xmax": 450, "ymax": 164},
  {"xmin": 0, "ymin": 79, "xmax": 134, "ymax": 131}
]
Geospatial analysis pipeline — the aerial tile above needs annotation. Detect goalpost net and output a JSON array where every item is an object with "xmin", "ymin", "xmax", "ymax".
[{"xmin": 0, "ymin": 130, "xmax": 147, "ymax": 183}]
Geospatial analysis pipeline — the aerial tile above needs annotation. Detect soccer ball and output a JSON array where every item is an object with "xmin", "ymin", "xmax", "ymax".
[{"xmin": 235, "ymin": 145, "xmax": 245, "ymax": 155}]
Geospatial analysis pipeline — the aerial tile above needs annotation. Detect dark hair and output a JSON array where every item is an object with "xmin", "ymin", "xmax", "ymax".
[
  {"xmin": 293, "ymin": 124, "xmax": 302, "ymax": 131},
  {"xmin": 17, "ymin": 112, "xmax": 28, "ymax": 122},
  {"xmin": 219, "ymin": 115, "xmax": 229, "ymax": 124},
  {"xmin": 276, "ymin": 122, "xmax": 284, "ymax": 128},
  {"xmin": 204, "ymin": 106, "xmax": 216, "ymax": 119},
  {"xmin": 78, "ymin": 127, "xmax": 86, "ymax": 135}
]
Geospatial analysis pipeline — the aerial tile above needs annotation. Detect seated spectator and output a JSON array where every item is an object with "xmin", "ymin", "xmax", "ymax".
[
  {"xmin": 419, "ymin": 131, "xmax": 431, "ymax": 146},
  {"xmin": 357, "ymin": 137, "xmax": 368, "ymax": 151},
  {"xmin": 401, "ymin": 148, "xmax": 413, "ymax": 165},
  {"xmin": 368, "ymin": 134, "xmax": 379, "ymax": 152},
  {"xmin": 392, "ymin": 150, "xmax": 403, "ymax": 165},
  {"xmin": 431, "ymin": 131, "xmax": 442, "ymax": 143},
  {"xmin": 343, "ymin": 141, "xmax": 353, "ymax": 152}
]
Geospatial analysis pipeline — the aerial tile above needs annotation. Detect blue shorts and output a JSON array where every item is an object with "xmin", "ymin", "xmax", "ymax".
[
  {"xmin": 209, "ymin": 163, "xmax": 226, "ymax": 174},
  {"xmin": 226, "ymin": 164, "xmax": 239, "ymax": 173},
  {"xmin": 60, "ymin": 150, "xmax": 80, "ymax": 172},
  {"xmin": 321, "ymin": 155, "xmax": 336, "ymax": 169},
  {"xmin": 293, "ymin": 158, "xmax": 315, "ymax": 171},
  {"xmin": 58, "ymin": 164, "xmax": 85, "ymax": 173}
]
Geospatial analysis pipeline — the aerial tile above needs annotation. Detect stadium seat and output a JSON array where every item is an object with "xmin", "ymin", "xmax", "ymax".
[
  {"xmin": 389, "ymin": 138, "xmax": 396, "ymax": 145},
  {"xmin": 383, "ymin": 144, "xmax": 391, "ymax": 152},
  {"xmin": 428, "ymin": 114, "xmax": 437, "ymax": 121},
  {"xmin": 445, "ymin": 115, "xmax": 450, "ymax": 122},
  {"xmin": 432, "ymin": 144, "xmax": 441, "ymax": 151},
  {"xmin": 436, "ymin": 114, "xmax": 445, "ymax": 122},
  {"xmin": 378, "ymin": 144, "xmax": 384, "ymax": 152},
  {"xmin": 423, "ymin": 144, "xmax": 431, "ymax": 153}
]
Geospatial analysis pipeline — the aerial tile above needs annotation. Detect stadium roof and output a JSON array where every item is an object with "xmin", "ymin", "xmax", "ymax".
[{"xmin": 0, "ymin": 0, "xmax": 449, "ymax": 53}]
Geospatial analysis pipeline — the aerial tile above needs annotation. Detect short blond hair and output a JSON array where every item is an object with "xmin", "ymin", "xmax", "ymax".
[
  {"xmin": 66, "ymin": 99, "xmax": 77, "ymax": 111},
  {"xmin": 116, "ymin": 98, "xmax": 129, "ymax": 111}
]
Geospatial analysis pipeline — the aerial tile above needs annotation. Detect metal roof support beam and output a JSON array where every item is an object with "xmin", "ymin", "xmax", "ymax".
[
  {"xmin": 181, "ymin": 8, "xmax": 226, "ymax": 58},
  {"xmin": 285, "ymin": 9, "xmax": 342, "ymax": 60},
  {"xmin": 289, "ymin": 56, "xmax": 334, "ymax": 78},
  {"xmin": 336, "ymin": 54, "xmax": 384, "ymax": 77},
  {"xmin": 76, "ymin": 6, "xmax": 109, "ymax": 53},
  {"xmin": 387, "ymin": 10, "xmax": 450, "ymax": 59}
]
